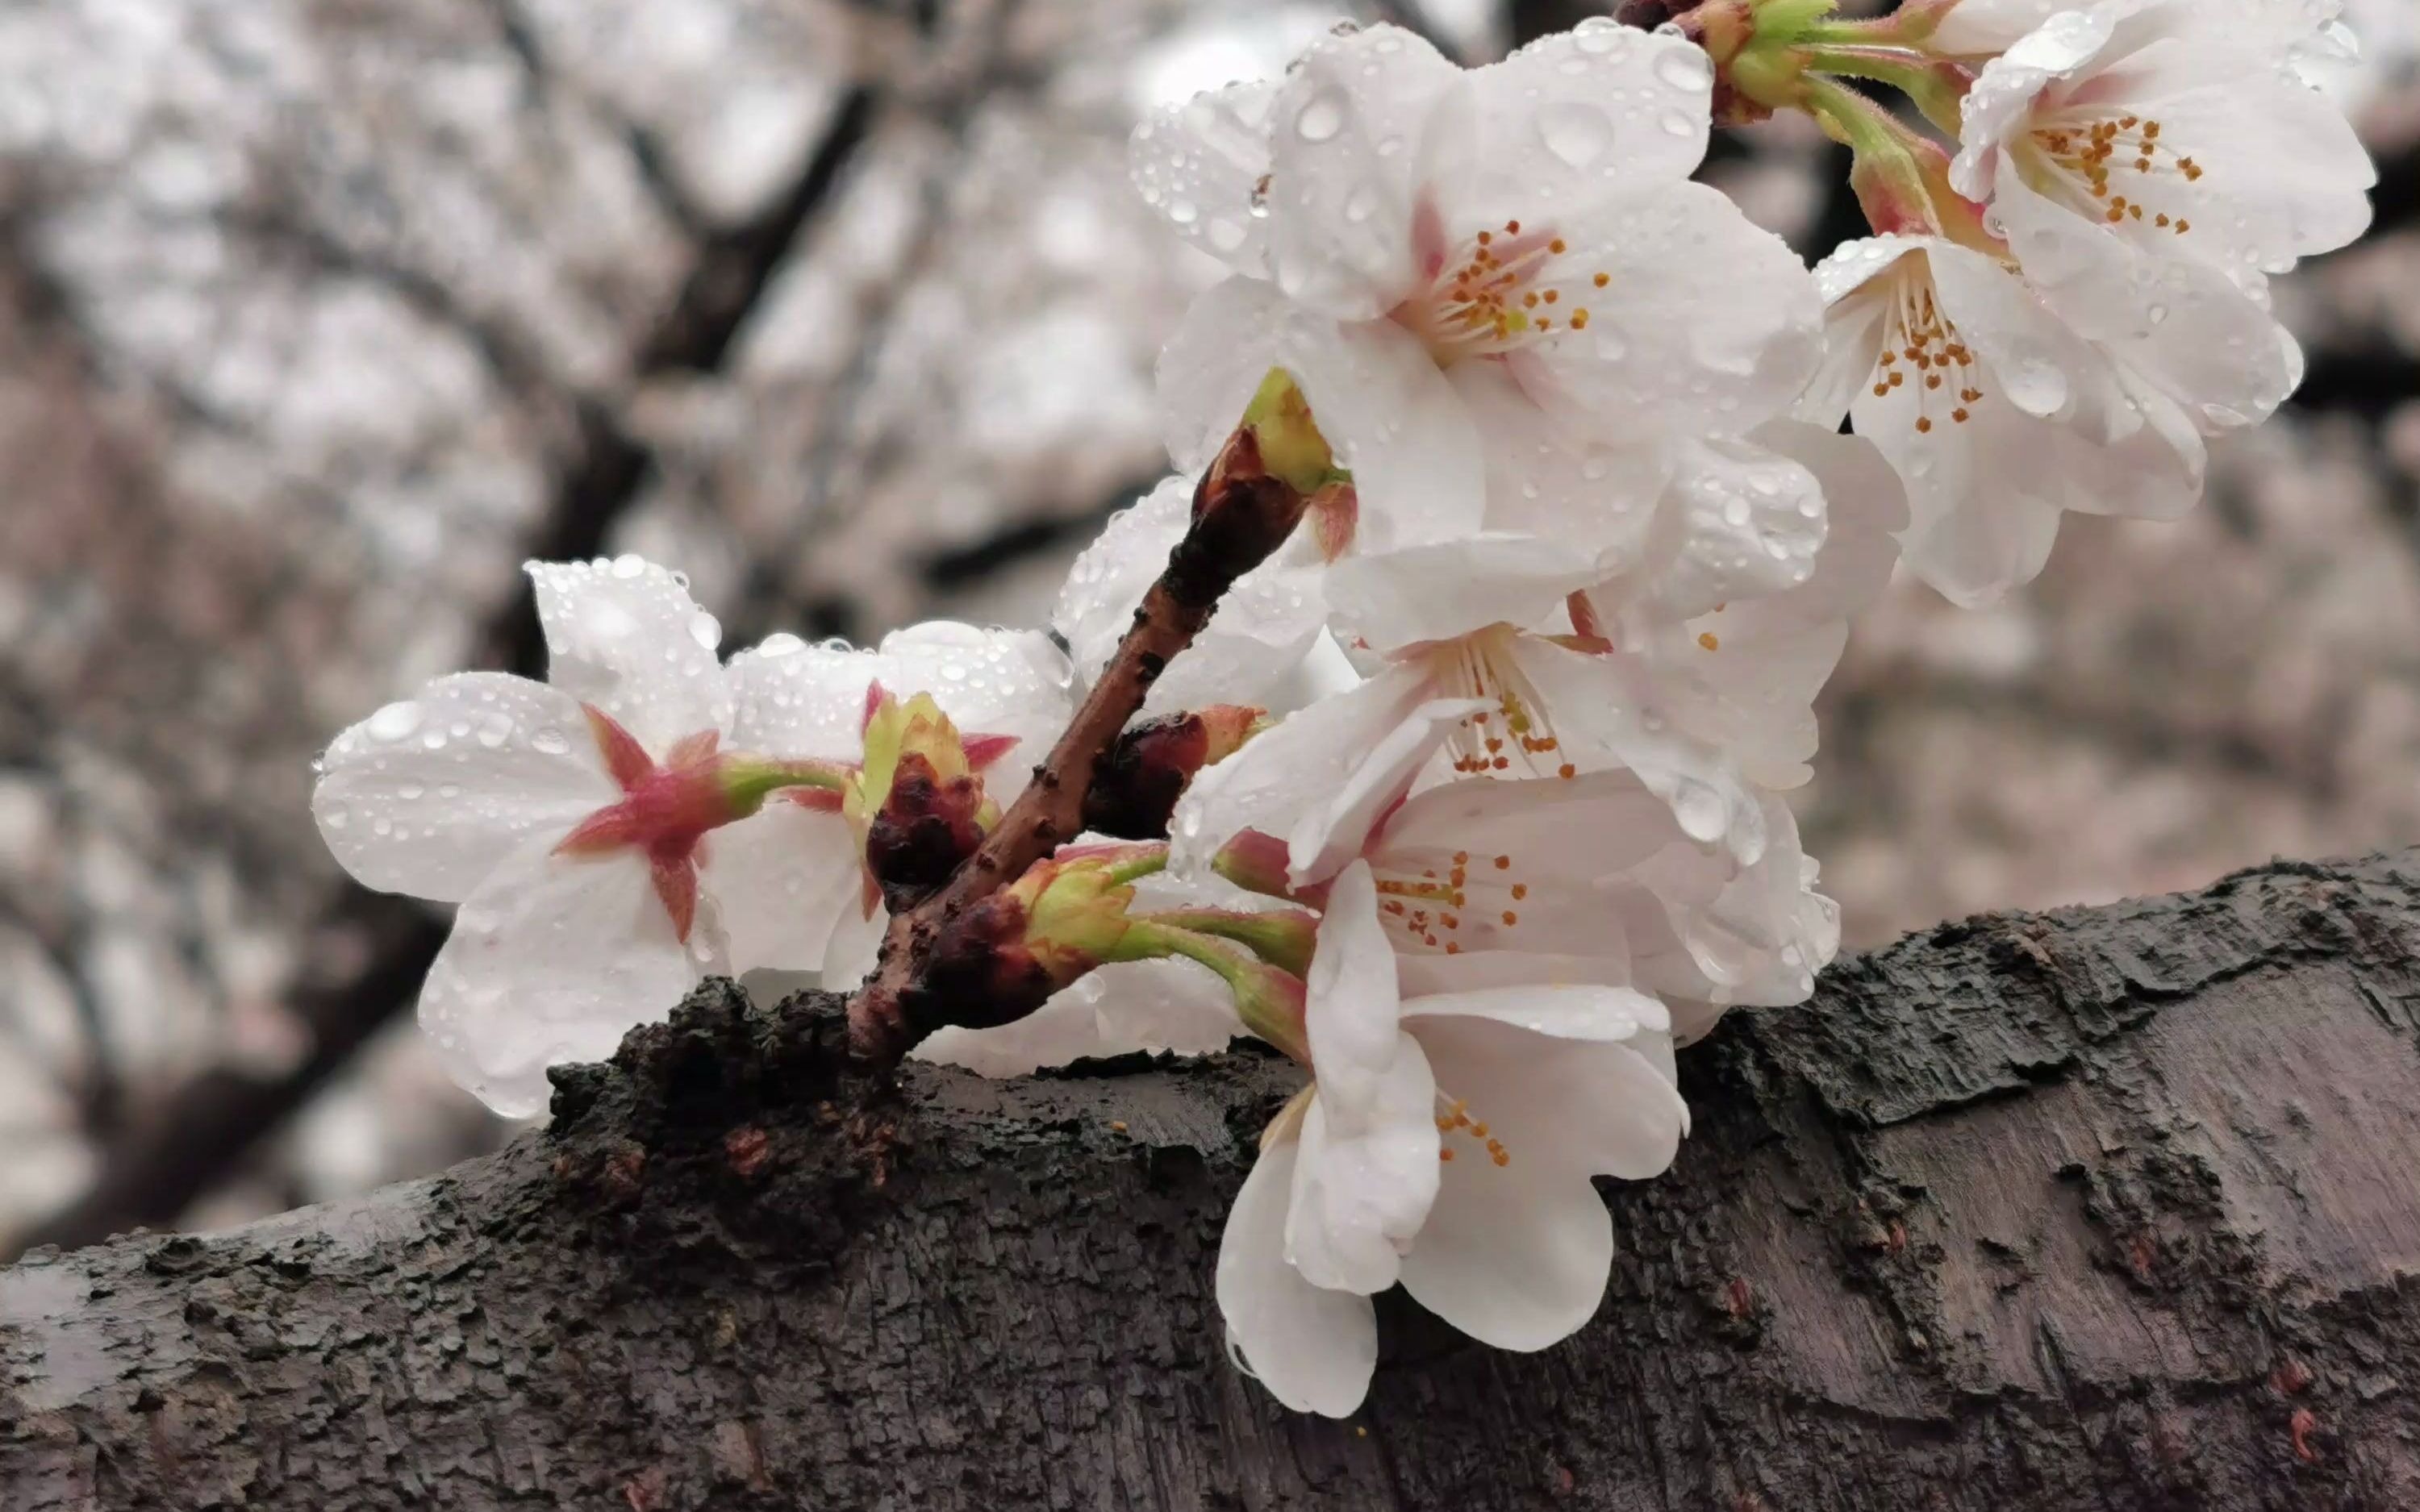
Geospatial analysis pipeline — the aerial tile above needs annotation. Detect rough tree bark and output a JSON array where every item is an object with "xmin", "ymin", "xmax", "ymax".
[{"xmin": 6, "ymin": 851, "xmax": 2420, "ymax": 1510}]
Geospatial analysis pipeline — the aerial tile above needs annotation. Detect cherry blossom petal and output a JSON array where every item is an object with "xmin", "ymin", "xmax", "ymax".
[
  {"xmin": 1157, "ymin": 279, "xmax": 1487, "ymax": 552},
  {"xmin": 917, "ymin": 942, "xmax": 1245, "ymax": 1077},
  {"xmin": 915, "ymin": 990, "xmax": 1128, "ymax": 1078},
  {"xmin": 1642, "ymin": 435, "xmax": 1828, "ymax": 624},
  {"xmin": 1369, "ymin": 771, "xmax": 1690, "ymax": 960},
  {"xmin": 417, "ymin": 839, "xmax": 703, "ymax": 1118},
  {"xmin": 1286, "ymin": 1046, "xmax": 1440, "ymax": 1295},
  {"xmin": 1822, "ymin": 237, "xmax": 2206, "ymax": 604},
  {"xmin": 1262, "ymin": 24, "xmax": 1461, "ymax": 321},
  {"xmin": 1395, "ymin": 947, "xmax": 1635, "ymax": 999},
  {"xmin": 1932, "ymin": 0, "xmax": 2083, "ymax": 55},
  {"xmin": 820, "ymin": 899, "xmax": 890, "ymax": 991},
  {"xmin": 1408, "ymin": 1014, "xmax": 1688, "ymax": 1181},
  {"xmin": 723, "ymin": 635, "xmax": 879, "ymax": 760},
  {"xmin": 1396, "ymin": 1017, "xmax": 1685, "ymax": 1348},
  {"xmin": 1129, "ymin": 78, "xmax": 1278, "ymax": 278},
  {"xmin": 1285, "ymin": 696, "xmax": 1496, "ymax": 885},
  {"xmin": 314, "ymin": 673, "xmax": 619, "ymax": 905},
  {"xmin": 1301, "ymin": 861, "xmax": 1411, "ymax": 1115},
  {"xmin": 527, "ymin": 556, "xmax": 731, "ymax": 755},
  {"xmin": 1653, "ymin": 423, "xmax": 1906, "ymax": 787},
  {"xmin": 1449, "ymin": 362, "xmax": 1669, "ymax": 557},
  {"xmin": 1216, "ymin": 1138, "xmax": 1380, "ymax": 1418},
  {"xmin": 1979, "ymin": 174, "xmax": 2300, "ymax": 431},
  {"xmin": 1170, "ymin": 662, "xmax": 1444, "ymax": 874},
  {"xmin": 1422, "ymin": 22, "xmax": 1713, "ymax": 236},
  {"xmin": 1505, "ymin": 636, "xmax": 1768, "ymax": 862},
  {"xmin": 2099, "ymin": 44, "xmax": 2374, "ymax": 273},
  {"xmin": 700, "ymin": 803, "xmax": 864, "ymax": 975},
  {"xmin": 1400, "ymin": 981, "xmax": 1671, "ymax": 1042},
  {"xmin": 1083, "ymin": 956, "xmax": 1247, "ymax": 1056},
  {"xmin": 1517, "ymin": 182, "xmax": 1824, "ymax": 446},
  {"xmin": 1397, "ymin": 1143, "xmax": 1612, "ymax": 1349},
  {"xmin": 1325, "ymin": 535, "xmax": 1606, "ymax": 654},
  {"xmin": 1954, "ymin": 0, "xmax": 2372, "ymax": 293}
]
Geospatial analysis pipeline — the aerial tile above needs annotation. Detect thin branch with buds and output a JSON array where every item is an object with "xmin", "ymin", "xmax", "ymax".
[{"xmin": 845, "ymin": 426, "xmax": 1314, "ymax": 1068}]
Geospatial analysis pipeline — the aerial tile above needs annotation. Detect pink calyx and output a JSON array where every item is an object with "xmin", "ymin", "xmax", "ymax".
[{"xmin": 553, "ymin": 706, "xmax": 736, "ymax": 943}]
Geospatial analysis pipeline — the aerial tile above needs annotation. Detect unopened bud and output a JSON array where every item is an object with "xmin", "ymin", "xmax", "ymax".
[
  {"xmin": 1084, "ymin": 706, "xmax": 1266, "ymax": 839},
  {"xmin": 1216, "ymin": 949, "xmax": 1310, "ymax": 1064},
  {"xmin": 906, "ymin": 891, "xmax": 1059, "ymax": 1032},
  {"xmin": 1239, "ymin": 369, "xmax": 1338, "ymax": 498},
  {"xmin": 866, "ymin": 750, "xmax": 991, "ymax": 912},
  {"xmin": 907, "ymin": 856, "xmax": 1143, "ymax": 1034},
  {"xmin": 849, "ymin": 688, "xmax": 1000, "ymax": 909},
  {"xmin": 1210, "ymin": 829, "xmax": 1296, "ymax": 902}
]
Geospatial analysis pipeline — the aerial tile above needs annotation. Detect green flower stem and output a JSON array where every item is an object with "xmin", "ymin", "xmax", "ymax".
[
  {"xmin": 1130, "ymin": 907, "xmax": 1317, "ymax": 977},
  {"xmin": 720, "ymin": 756, "xmax": 854, "ymax": 814},
  {"xmin": 1112, "ymin": 920, "xmax": 1309, "ymax": 1063},
  {"xmin": 1800, "ymin": 43, "xmax": 1970, "ymax": 134}
]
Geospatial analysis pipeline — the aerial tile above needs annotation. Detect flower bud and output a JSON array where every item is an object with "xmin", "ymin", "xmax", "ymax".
[
  {"xmin": 907, "ymin": 854, "xmax": 1140, "ymax": 1031},
  {"xmin": 1216, "ymin": 948, "xmax": 1310, "ymax": 1065},
  {"xmin": 1083, "ymin": 705, "xmax": 1266, "ymax": 840},
  {"xmin": 1238, "ymin": 368, "xmax": 1337, "ymax": 499},
  {"xmin": 1210, "ymin": 828, "xmax": 1296, "ymax": 901},
  {"xmin": 849, "ymin": 688, "xmax": 1001, "ymax": 910},
  {"xmin": 865, "ymin": 750, "xmax": 991, "ymax": 912}
]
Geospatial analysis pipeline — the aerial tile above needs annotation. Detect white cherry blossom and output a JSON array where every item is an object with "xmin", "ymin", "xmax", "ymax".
[
  {"xmin": 1931, "ymin": 0, "xmax": 2364, "ymax": 85},
  {"xmin": 1218, "ymin": 863, "xmax": 1688, "ymax": 1415},
  {"xmin": 1133, "ymin": 20, "xmax": 1821, "ymax": 558},
  {"xmin": 1802, "ymin": 234, "xmax": 2213, "ymax": 604},
  {"xmin": 315, "ymin": 558, "xmax": 1071, "ymax": 1114},
  {"xmin": 1170, "ymin": 423, "xmax": 1889, "ymax": 869},
  {"xmin": 1205, "ymin": 697, "xmax": 1839, "ymax": 1024},
  {"xmin": 1947, "ymin": 0, "xmax": 2372, "ymax": 315}
]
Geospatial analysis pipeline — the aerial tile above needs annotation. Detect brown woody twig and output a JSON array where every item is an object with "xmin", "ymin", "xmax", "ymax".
[{"xmin": 845, "ymin": 428, "xmax": 1310, "ymax": 1068}]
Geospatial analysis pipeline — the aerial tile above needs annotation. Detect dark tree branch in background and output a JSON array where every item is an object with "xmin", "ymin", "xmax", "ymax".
[
  {"xmin": 6, "ymin": 84, "xmax": 883, "ymax": 1264},
  {"xmin": 10, "ymin": 854, "xmax": 2420, "ymax": 1509}
]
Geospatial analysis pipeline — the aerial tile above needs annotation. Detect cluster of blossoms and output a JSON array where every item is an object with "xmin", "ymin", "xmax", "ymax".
[{"xmin": 314, "ymin": 0, "xmax": 2372, "ymax": 1418}]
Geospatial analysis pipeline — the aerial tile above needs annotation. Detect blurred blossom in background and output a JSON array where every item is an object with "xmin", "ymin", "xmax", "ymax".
[{"xmin": 0, "ymin": 0, "xmax": 2414, "ymax": 1252}]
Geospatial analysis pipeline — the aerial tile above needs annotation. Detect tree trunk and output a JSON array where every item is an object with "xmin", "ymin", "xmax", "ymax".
[{"xmin": 6, "ymin": 852, "xmax": 2420, "ymax": 1510}]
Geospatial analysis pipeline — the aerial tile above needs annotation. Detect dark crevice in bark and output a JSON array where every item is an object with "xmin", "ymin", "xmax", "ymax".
[{"xmin": 8, "ymin": 851, "xmax": 2420, "ymax": 1509}]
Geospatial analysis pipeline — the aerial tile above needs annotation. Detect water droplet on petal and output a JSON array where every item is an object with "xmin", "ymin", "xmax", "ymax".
[
  {"xmin": 610, "ymin": 553, "xmax": 649, "ymax": 579},
  {"xmin": 690, "ymin": 610, "xmax": 722, "ymax": 651},
  {"xmin": 322, "ymin": 804, "xmax": 348, "ymax": 830},
  {"xmin": 532, "ymin": 727, "xmax": 572, "ymax": 756},
  {"xmin": 1537, "ymin": 102, "xmax": 1613, "ymax": 169},
  {"xmin": 367, "ymin": 701, "xmax": 424, "ymax": 743},
  {"xmin": 1654, "ymin": 46, "xmax": 1713, "ymax": 93},
  {"xmin": 1296, "ymin": 90, "xmax": 1346, "ymax": 144}
]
